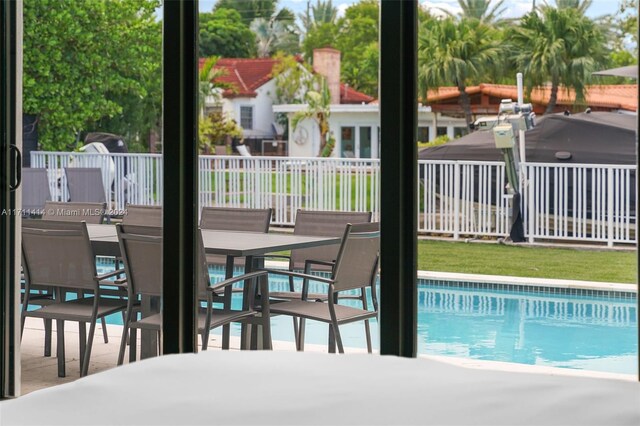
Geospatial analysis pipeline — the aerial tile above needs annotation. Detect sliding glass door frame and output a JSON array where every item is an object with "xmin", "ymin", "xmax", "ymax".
[{"xmin": 1, "ymin": 0, "xmax": 23, "ymax": 398}]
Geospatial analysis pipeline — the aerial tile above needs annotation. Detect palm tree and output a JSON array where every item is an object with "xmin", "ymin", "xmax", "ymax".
[
  {"xmin": 553, "ymin": 0, "xmax": 592, "ymax": 14},
  {"xmin": 300, "ymin": 0, "xmax": 339, "ymax": 34},
  {"xmin": 291, "ymin": 77, "xmax": 333, "ymax": 157},
  {"xmin": 437, "ymin": 0, "xmax": 507, "ymax": 23},
  {"xmin": 250, "ymin": 17, "xmax": 300, "ymax": 57},
  {"xmin": 198, "ymin": 56, "xmax": 233, "ymax": 116},
  {"xmin": 509, "ymin": 6, "xmax": 607, "ymax": 113},
  {"xmin": 418, "ymin": 17, "xmax": 504, "ymax": 129}
]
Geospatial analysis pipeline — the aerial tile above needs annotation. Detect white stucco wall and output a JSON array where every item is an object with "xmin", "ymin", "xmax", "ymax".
[
  {"xmin": 209, "ymin": 80, "xmax": 279, "ymax": 139},
  {"xmin": 275, "ymin": 104, "xmax": 469, "ymax": 158}
]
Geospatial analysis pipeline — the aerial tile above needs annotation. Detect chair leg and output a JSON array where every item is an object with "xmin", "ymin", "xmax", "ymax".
[
  {"xmin": 101, "ymin": 317, "xmax": 109, "ymax": 344},
  {"xmin": 44, "ymin": 319, "xmax": 52, "ymax": 357},
  {"xmin": 364, "ymin": 319, "xmax": 372, "ymax": 354},
  {"xmin": 129, "ymin": 328, "xmax": 137, "ymax": 363},
  {"xmin": 292, "ymin": 317, "xmax": 299, "ymax": 347},
  {"xmin": 202, "ymin": 330, "xmax": 209, "ymax": 351},
  {"xmin": 118, "ymin": 308, "xmax": 133, "ymax": 365},
  {"xmin": 328, "ymin": 326, "xmax": 336, "ymax": 354},
  {"xmin": 332, "ymin": 322, "xmax": 344, "ymax": 354},
  {"xmin": 81, "ymin": 319, "xmax": 97, "ymax": 377},
  {"xmin": 79, "ymin": 322, "xmax": 87, "ymax": 371},
  {"xmin": 297, "ymin": 318, "xmax": 307, "ymax": 352},
  {"xmin": 56, "ymin": 319, "xmax": 66, "ymax": 378}
]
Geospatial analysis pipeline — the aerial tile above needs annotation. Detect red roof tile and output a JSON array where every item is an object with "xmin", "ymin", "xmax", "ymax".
[
  {"xmin": 340, "ymin": 84, "xmax": 375, "ymax": 104},
  {"xmin": 199, "ymin": 57, "xmax": 375, "ymax": 103},
  {"xmin": 426, "ymin": 84, "xmax": 637, "ymax": 111}
]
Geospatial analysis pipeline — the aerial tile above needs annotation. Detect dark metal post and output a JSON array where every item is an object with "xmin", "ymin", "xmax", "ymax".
[
  {"xmin": 379, "ymin": 0, "xmax": 418, "ymax": 357},
  {"xmin": 1, "ymin": 0, "xmax": 22, "ymax": 397},
  {"xmin": 162, "ymin": 0, "xmax": 198, "ymax": 355}
]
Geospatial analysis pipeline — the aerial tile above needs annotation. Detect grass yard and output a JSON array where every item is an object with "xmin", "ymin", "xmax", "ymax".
[{"xmin": 418, "ymin": 240, "xmax": 637, "ymax": 284}]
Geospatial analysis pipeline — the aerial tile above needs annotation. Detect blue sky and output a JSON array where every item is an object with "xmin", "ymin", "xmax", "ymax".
[{"xmin": 198, "ymin": 0, "xmax": 624, "ymax": 20}]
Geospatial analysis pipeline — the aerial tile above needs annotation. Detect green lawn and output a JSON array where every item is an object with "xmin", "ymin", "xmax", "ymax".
[{"xmin": 418, "ymin": 240, "xmax": 637, "ymax": 284}]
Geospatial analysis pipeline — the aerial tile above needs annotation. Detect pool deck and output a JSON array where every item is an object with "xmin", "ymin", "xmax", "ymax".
[{"xmin": 18, "ymin": 266, "xmax": 637, "ymax": 395}]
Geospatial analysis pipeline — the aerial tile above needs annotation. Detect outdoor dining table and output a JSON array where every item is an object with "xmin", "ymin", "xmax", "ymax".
[{"xmin": 86, "ymin": 224, "xmax": 341, "ymax": 354}]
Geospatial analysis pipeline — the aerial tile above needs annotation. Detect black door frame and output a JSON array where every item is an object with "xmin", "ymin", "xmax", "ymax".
[{"xmin": 1, "ymin": 0, "xmax": 22, "ymax": 398}]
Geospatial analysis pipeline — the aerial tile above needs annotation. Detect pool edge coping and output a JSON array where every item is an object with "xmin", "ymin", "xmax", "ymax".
[{"xmin": 264, "ymin": 260, "xmax": 637, "ymax": 293}]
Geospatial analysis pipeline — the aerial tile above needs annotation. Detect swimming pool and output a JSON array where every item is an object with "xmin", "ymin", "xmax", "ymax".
[{"xmin": 98, "ymin": 262, "xmax": 638, "ymax": 375}]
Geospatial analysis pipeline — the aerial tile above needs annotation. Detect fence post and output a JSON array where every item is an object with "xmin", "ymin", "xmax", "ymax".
[
  {"xmin": 607, "ymin": 167, "xmax": 614, "ymax": 247},
  {"xmin": 527, "ymin": 164, "xmax": 535, "ymax": 244},
  {"xmin": 453, "ymin": 162, "xmax": 460, "ymax": 240}
]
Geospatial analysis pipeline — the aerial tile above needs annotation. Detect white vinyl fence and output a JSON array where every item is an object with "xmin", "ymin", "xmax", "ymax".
[{"xmin": 31, "ymin": 152, "xmax": 636, "ymax": 246}]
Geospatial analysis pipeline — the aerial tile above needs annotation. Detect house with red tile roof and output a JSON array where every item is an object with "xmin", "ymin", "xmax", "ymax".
[
  {"xmin": 424, "ymin": 83, "xmax": 637, "ymax": 116},
  {"xmin": 200, "ymin": 49, "xmax": 375, "ymax": 154}
]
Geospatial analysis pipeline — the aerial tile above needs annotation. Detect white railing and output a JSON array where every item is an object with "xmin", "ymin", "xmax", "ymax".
[
  {"xmin": 524, "ymin": 163, "xmax": 636, "ymax": 246},
  {"xmin": 31, "ymin": 152, "xmax": 636, "ymax": 246}
]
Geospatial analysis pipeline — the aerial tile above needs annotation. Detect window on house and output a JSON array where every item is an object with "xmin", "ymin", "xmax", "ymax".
[
  {"xmin": 454, "ymin": 127, "xmax": 468, "ymax": 138},
  {"xmin": 418, "ymin": 126, "xmax": 430, "ymax": 143},
  {"xmin": 240, "ymin": 106, "xmax": 253, "ymax": 130},
  {"xmin": 436, "ymin": 126, "xmax": 447, "ymax": 137},
  {"xmin": 204, "ymin": 104, "xmax": 222, "ymax": 117}
]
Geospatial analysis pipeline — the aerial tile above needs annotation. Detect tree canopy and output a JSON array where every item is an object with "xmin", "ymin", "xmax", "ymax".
[
  {"xmin": 199, "ymin": 8, "xmax": 257, "ymax": 58},
  {"xmin": 509, "ymin": 5, "xmax": 607, "ymax": 113},
  {"xmin": 418, "ymin": 17, "xmax": 504, "ymax": 129},
  {"xmin": 23, "ymin": 0, "xmax": 162, "ymax": 151}
]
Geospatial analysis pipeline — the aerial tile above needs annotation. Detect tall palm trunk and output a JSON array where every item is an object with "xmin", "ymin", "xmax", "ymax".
[
  {"xmin": 545, "ymin": 80, "xmax": 559, "ymax": 114},
  {"xmin": 457, "ymin": 83, "xmax": 474, "ymax": 131}
]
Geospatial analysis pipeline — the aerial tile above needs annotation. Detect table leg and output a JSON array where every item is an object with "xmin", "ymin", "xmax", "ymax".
[
  {"xmin": 221, "ymin": 256, "xmax": 234, "ymax": 349},
  {"xmin": 140, "ymin": 296, "xmax": 159, "ymax": 359}
]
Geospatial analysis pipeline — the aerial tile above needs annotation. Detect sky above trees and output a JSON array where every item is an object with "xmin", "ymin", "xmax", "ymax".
[{"xmin": 199, "ymin": 0, "xmax": 622, "ymax": 20}]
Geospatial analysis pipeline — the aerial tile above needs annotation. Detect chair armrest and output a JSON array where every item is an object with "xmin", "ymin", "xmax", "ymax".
[
  {"xmin": 304, "ymin": 259, "xmax": 335, "ymax": 270},
  {"xmin": 96, "ymin": 269, "xmax": 126, "ymax": 281},
  {"xmin": 207, "ymin": 270, "xmax": 269, "ymax": 293},
  {"xmin": 259, "ymin": 268, "xmax": 334, "ymax": 285}
]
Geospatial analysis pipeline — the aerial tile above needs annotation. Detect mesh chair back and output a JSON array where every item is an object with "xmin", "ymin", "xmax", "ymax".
[
  {"xmin": 43, "ymin": 201, "xmax": 106, "ymax": 224},
  {"xmin": 22, "ymin": 220, "xmax": 97, "ymax": 290},
  {"xmin": 122, "ymin": 204, "xmax": 162, "ymax": 226},
  {"xmin": 65, "ymin": 167, "xmax": 107, "ymax": 203},
  {"xmin": 197, "ymin": 229, "xmax": 212, "ymax": 298},
  {"xmin": 200, "ymin": 207, "xmax": 272, "ymax": 232},
  {"xmin": 22, "ymin": 168, "xmax": 51, "ymax": 212},
  {"xmin": 291, "ymin": 210, "xmax": 372, "ymax": 270},
  {"xmin": 331, "ymin": 222, "xmax": 380, "ymax": 293},
  {"xmin": 116, "ymin": 224, "xmax": 163, "ymax": 297}
]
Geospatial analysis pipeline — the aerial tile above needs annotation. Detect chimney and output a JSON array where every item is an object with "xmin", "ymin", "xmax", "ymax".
[{"xmin": 313, "ymin": 47, "xmax": 341, "ymax": 105}]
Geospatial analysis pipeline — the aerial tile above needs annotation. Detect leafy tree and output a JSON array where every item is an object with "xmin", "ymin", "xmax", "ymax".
[
  {"xmin": 418, "ymin": 17, "xmax": 504, "ymax": 129},
  {"xmin": 509, "ymin": 6, "xmax": 607, "ymax": 113},
  {"xmin": 250, "ymin": 17, "xmax": 300, "ymax": 57},
  {"xmin": 271, "ymin": 53, "xmax": 314, "ymax": 104},
  {"xmin": 199, "ymin": 8, "xmax": 256, "ymax": 58},
  {"xmin": 438, "ymin": 0, "xmax": 507, "ymax": 23},
  {"xmin": 199, "ymin": 111, "xmax": 243, "ymax": 154},
  {"xmin": 23, "ymin": 0, "xmax": 162, "ymax": 151},
  {"xmin": 214, "ymin": 0, "xmax": 278, "ymax": 22},
  {"xmin": 291, "ymin": 78, "xmax": 334, "ymax": 157},
  {"xmin": 198, "ymin": 56, "xmax": 235, "ymax": 116},
  {"xmin": 302, "ymin": 22, "xmax": 339, "ymax": 59}
]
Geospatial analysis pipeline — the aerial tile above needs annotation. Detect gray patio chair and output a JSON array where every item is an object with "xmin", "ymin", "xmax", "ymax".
[
  {"xmin": 200, "ymin": 206, "xmax": 272, "ymax": 268},
  {"xmin": 263, "ymin": 222, "xmax": 380, "ymax": 353},
  {"xmin": 43, "ymin": 201, "xmax": 107, "ymax": 224},
  {"xmin": 116, "ymin": 224, "xmax": 267, "ymax": 363},
  {"xmin": 43, "ymin": 200, "xmax": 110, "ymax": 344},
  {"xmin": 64, "ymin": 168, "xmax": 108, "ymax": 218},
  {"xmin": 21, "ymin": 168, "xmax": 51, "ymax": 216},
  {"xmin": 199, "ymin": 207, "xmax": 272, "ymax": 348},
  {"xmin": 122, "ymin": 204, "xmax": 162, "ymax": 226},
  {"xmin": 21, "ymin": 220, "xmax": 126, "ymax": 377},
  {"xmin": 264, "ymin": 210, "xmax": 372, "ymax": 351}
]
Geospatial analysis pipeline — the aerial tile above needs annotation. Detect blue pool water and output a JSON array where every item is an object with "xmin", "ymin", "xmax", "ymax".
[{"xmin": 97, "ymin": 262, "xmax": 638, "ymax": 375}]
